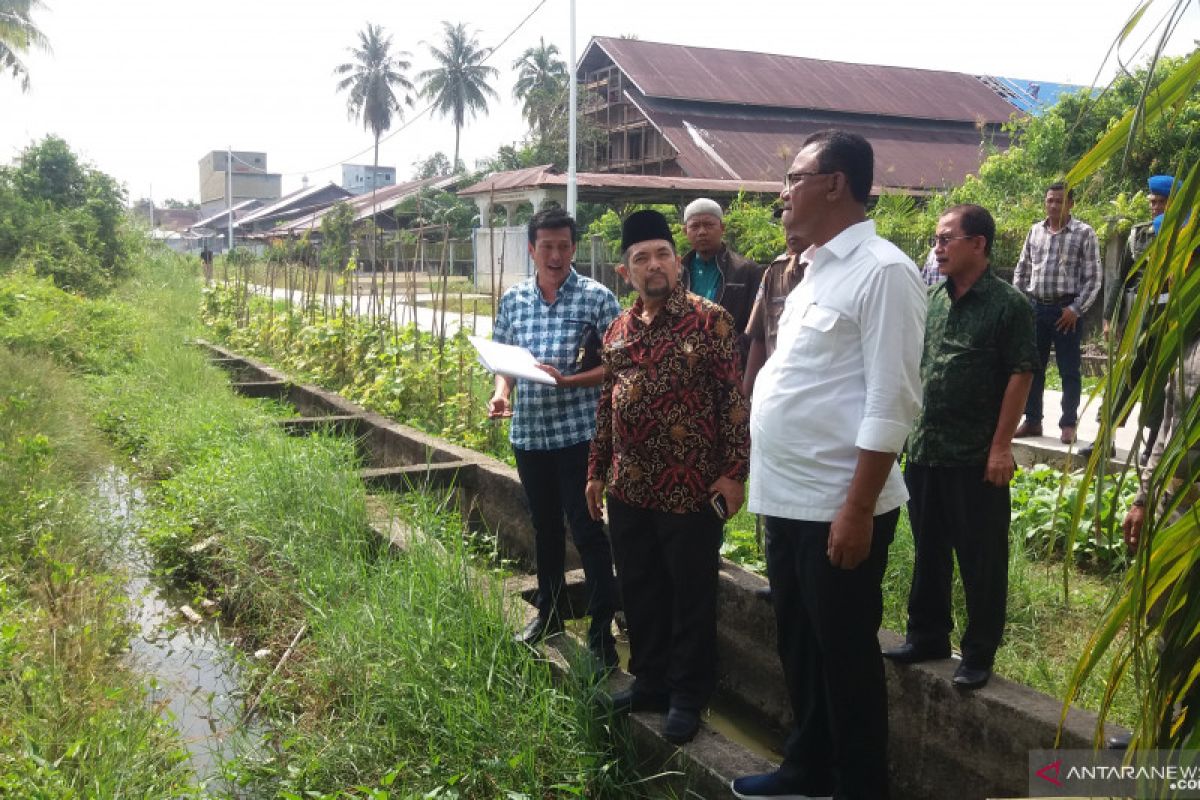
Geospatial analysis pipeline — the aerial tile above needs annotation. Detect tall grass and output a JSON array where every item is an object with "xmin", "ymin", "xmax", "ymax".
[
  {"xmin": 0, "ymin": 348, "xmax": 199, "ymax": 797},
  {"xmin": 63, "ymin": 250, "xmax": 657, "ymax": 796}
]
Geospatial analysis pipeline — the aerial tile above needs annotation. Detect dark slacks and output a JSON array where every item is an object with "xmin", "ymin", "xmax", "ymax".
[
  {"xmin": 1026, "ymin": 301, "xmax": 1082, "ymax": 427},
  {"xmin": 765, "ymin": 510, "xmax": 897, "ymax": 800},
  {"xmin": 903, "ymin": 463, "xmax": 1010, "ymax": 669},
  {"xmin": 606, "ymin": 495, "xmax": 723, "ymax": 711},
  {"xmin": 513, "ymin": 442, "xmax": 617, "ymax": 650}
]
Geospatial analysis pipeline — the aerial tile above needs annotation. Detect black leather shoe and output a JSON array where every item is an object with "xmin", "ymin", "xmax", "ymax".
[
  {"xmin": 514, "ymin": 615, "xmax": 563, "ymax": 646},
  {"xmin": 608, "ymin": 688, "xmax": 670, "ymax": 715},
  {"xmin": 882, "ymin": 642, "xmax": 951, "ymax": 664},
  {"xmin": 663, "ymin": 707, "xmax": 701, "ymax": 745},
  {"xmin": 952, "ymin": 663, "xmax": 991, "ymax": 689}
]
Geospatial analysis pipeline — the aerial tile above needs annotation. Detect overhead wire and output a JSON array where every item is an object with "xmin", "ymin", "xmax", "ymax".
[{"xmin": 226, "ymin": 0, "xmax": 551, "ymax": 180}]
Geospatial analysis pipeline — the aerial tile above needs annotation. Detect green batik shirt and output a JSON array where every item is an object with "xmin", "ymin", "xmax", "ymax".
[{"xmin": 907, "ymin": 269, "xmax": 1038, "ymax": 466}]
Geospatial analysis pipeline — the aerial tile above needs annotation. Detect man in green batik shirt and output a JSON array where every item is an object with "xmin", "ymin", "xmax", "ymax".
[{"xmin": 883, "ymin": 204, "xmax": 1037, "ymax": 690}]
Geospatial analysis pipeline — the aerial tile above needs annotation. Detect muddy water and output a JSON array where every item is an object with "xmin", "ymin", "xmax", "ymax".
[{"xmin": 96, "ymin": 468, "xmax": 255, "ymax": 790}]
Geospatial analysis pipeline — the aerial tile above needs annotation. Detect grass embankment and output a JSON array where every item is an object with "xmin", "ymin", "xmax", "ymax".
[
  {"xmin": 2, "ymin": 254, "xmax": 658, "ymax": 797},
  {"xmin": 0, "ymin": 343, "xmax": 198, "ymax": 793}
]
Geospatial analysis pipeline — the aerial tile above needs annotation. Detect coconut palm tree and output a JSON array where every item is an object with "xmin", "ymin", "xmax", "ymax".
[
  {"xmin": 0, "ymin": 0, "xmax": 50, "ymax": 93},
  {"xmin": 417, "ymin": 21, "xmax": 499, "ymax": 171},
  {"xmin": 511, "ymin": 37, "xmax": 567, "ymax": 144},
  {"xmin": 334, "ymin": 23, "xmax": 415, "ymax": 181}
]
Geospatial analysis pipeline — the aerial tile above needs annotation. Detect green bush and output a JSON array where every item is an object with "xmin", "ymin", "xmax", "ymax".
[{"xmin": 0, "ymin": 136, "xmax": 133, "ymax": 296}]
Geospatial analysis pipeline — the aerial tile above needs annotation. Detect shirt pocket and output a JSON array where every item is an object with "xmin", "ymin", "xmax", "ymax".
[{"xmin": 786, "ymin": 303, "xmax": 841, "ymax": 371}]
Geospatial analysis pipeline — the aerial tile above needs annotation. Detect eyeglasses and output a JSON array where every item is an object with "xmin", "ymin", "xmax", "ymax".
[
  {"xmin": 785, "ymin": 171, "xmax": 831, "ymax": 192},
  {"xmin": 928, "ymin": 234, "xmax": 977, "ymax": 248}
]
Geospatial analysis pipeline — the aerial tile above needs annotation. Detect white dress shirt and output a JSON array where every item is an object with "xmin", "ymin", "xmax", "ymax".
[{"xmin": 749, "ymin": 220, "xmax": 927, "ymax": 522}]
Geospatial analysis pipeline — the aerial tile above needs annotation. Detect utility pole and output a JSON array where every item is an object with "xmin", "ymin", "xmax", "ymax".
[
  {"xmin": 567, "ymin": 0, "xmax": 577, "ymax": 216},
  {"xmin": 226, "ymin": 145, "xmax": 234, "ymax": 252}
]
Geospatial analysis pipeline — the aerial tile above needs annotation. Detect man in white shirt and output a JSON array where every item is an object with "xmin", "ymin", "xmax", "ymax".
[{"xmin": 731, "ymin": 130, "xmax": 926, "ymax": 800}]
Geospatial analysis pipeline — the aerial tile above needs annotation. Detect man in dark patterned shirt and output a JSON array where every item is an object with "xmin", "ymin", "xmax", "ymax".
[
  {"xmin": 586, "ymin": 209, "xmax": 750, "ymax": 745},
  {"xmin": 883, "ymin": 205, "xmax": 1037, "ymax": 691}
]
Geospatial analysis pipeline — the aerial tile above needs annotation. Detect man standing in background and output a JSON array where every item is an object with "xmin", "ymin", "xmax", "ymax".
[
  {"xmin": 742, "ymin": 208, "xmax": 808, "ymax": 398},
  {"xmin": 1011, "ymin": 182, "xmax": 1102, "ymax": 445},
  {"xmin": 680, "ymin": 197, "xmax": 764, "ymax": 366}
]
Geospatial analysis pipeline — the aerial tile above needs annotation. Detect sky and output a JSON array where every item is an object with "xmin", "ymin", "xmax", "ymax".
[{"xmin": 2, "ymin": 0, "xmax": 1197, "ymax": 206}]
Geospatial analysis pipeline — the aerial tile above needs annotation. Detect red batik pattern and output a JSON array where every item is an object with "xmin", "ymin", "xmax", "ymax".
[{"xmin": 588, "ymin": 284, "xmax": 749, "ymax": 513}]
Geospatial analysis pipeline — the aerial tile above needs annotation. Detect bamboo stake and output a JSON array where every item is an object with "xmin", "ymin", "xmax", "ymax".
[{"xmin": 242, "ymin": 623, "xmax": 307, "ymax": 724}]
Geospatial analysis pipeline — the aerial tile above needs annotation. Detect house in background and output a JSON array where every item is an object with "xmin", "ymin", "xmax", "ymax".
[
  {"xmin": 576, "ymin": 37, "xmax": 1025, "ymax": 192},
  {"xmin": 235, "ymin": 182, "xmax": 354, "ymax": 235},
  {"xmin": 198, "ymin": 150, "xmax": 282, "ymax": 218},
  {"xmin": 341, "ymin": 164, "xmax": 397, "ymax": 195}
]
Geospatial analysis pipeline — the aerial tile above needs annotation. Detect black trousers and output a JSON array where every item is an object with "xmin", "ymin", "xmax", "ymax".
[
  {"xmin": 904, "ymin": 463, "xmax": 1009, "ymax": 669},
  {"xmin": 606, "ymin": 495, "xmax": 723, "ymax": 711},
  {"xmin": 765, "ymin": 510, "xmax": 897, "ymax": 800},
  {"xmin": 513, "ymin": 442, "xmax": 617, "ymax": 650}
]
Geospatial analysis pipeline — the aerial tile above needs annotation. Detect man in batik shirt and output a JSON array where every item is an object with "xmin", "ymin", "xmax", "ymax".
[{"xmin": 586, "ymin": 209, "xmax": 750, "ymax": 745}]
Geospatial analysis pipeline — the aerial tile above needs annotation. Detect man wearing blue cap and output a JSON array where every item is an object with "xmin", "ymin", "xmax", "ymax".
[{"xmin": 1084, "ymin": 174, "xmax": 1181, "ymax": 462}]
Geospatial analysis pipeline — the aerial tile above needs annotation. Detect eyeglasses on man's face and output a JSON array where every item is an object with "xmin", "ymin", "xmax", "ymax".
[
  {"xmin": 928, "ymin": 234, "xmax": 977, "ymax": 248},
  {"xmin": 784, "ymin": 171, "xmax": 831, "ymax": 192}
]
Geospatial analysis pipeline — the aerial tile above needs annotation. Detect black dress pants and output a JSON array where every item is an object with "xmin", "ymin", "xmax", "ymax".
[
  {"xmin": 513, "ymin": 441, "xmax": 617, "ymax": 651},
  {"xmin": 903, "ymin": 463, "xmax": 1010, "ymax": 669},
  {"xmin": 765, "ymin": 510, "xmax": 897, "ymax": 800},
  {"xmin": 606, "ymin": 495, "xmax": 723, "ymax": 711}
]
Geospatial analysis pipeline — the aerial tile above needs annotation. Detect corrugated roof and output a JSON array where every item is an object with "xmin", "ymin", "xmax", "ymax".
[
  {"xmin": 641, "ymin": 101, "xmax": 992, "ymax": 190},
  {"xmin": 191, "ymin": 199, "xmax": 260, "ymax": 230},
  {"xmin": 236, "ymin": 182, "xmax": 352, "ymax": 228},
  {"xmin": 266, "ymin": 175, "xmax": 460, "ymax": 235},
  {"xmin": 584, "ymin": 37, "xmax": 1018, "ymax": 125},
  {"xmin": 456, "ymin": 165, "xmax": 779, "ymax": 198}
]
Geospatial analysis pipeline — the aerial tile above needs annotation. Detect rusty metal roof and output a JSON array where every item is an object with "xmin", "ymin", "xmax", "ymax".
[
  {"xmin": 582, "ymin": 37, "xmax": 1018, "ymax": 125},
  {"xmin": 641, "ymin": 100, "xmax": 997, "ymax": 190},
  {"xmin": 456, "ymin": 166, "xmax": 780, "ymax": 200}
]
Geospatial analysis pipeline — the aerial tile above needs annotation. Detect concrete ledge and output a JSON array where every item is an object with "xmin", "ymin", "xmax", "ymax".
[
  {"xmin": 231, "ymin": 379, "xmax": 291, "ymax": 401},
  {"xmin": 359, "ymin": 462, "xmax": 476, "ymax": 493},
  {"xmin": 277, "ymin": 415, "xmax": 363, "ymax": 437}
]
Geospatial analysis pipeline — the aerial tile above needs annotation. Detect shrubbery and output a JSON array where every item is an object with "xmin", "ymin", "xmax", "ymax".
[{"xmin": 0, "ymin": 136, "xmax": 133, "ymax": 296}]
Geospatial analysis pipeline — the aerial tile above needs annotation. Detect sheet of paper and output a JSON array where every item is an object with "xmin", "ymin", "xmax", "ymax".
[{"xmin": 468, "ymin": 335, "xmax": 558, "ymax": 386}]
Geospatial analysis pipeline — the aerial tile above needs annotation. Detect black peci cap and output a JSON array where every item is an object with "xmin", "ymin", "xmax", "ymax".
[{"xmin": 621, "ymin": 209, "xmax": 674, "ymax": 253}]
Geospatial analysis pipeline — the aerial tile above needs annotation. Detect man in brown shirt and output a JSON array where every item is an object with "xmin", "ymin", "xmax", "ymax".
[
  {"xmin": 743, "ymin": 209, "xmax": 808, "ymax": 397},
  {"xmin": 587, "ymin": 209, "xmax": 750, "ymax": 745}
]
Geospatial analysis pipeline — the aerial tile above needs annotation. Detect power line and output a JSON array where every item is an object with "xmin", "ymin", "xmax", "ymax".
[{"xmin": 227, "ymin": 0, "xmax": 551, "ymax": 181}]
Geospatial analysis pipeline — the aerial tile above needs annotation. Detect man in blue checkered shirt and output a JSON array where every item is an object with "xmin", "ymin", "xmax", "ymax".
[{"xmin": 489, "ymin": 207, "xmax": 622, "ymax": 667}]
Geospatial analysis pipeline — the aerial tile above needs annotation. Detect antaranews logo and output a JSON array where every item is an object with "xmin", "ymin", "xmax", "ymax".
[
  {"xmin": 1029, "ymin": 749, "xmax": 1200, "ymax": 798},
  {"xmin": 1035, "ymin": 759, "xmax": 1062, "ymax": 787}
]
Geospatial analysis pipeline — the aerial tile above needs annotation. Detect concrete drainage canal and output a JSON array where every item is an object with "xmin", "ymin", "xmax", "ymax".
[{"xmin": 197, "ymin": 339, "xmax": 1127, "ymax": 800}]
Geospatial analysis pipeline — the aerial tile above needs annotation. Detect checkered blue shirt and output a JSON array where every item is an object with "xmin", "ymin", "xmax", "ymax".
[{"xmin": 492, "ymin": 268, "xmax": 620, "ymax": 451}]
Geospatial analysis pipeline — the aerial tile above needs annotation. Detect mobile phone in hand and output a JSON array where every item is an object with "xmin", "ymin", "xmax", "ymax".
[{"xmin": 709, "ymin": 491, "xmax": 729, "ymax": 520}]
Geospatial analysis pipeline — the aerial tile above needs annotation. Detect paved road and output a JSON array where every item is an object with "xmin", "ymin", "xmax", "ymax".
[{"xmin": 254, "ymin": 284, "xmax": 494, "ymax": 338}]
